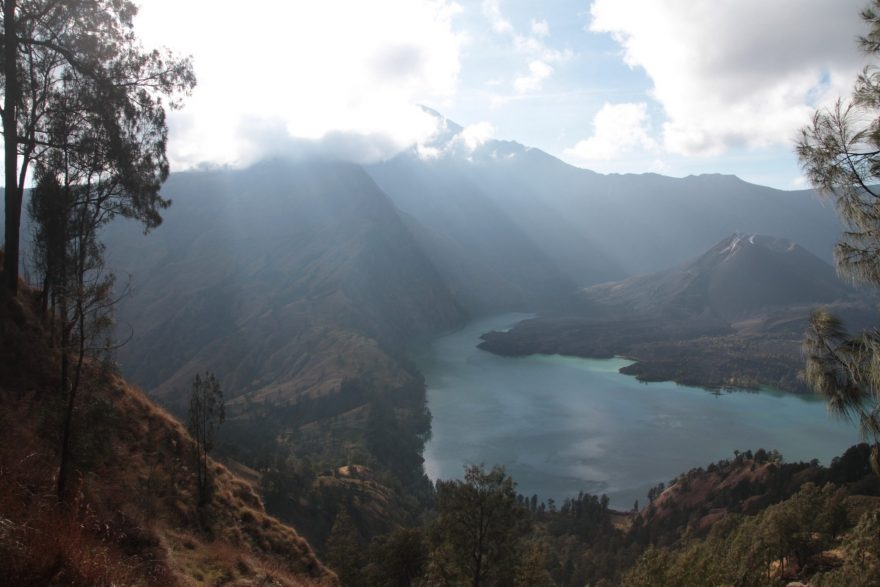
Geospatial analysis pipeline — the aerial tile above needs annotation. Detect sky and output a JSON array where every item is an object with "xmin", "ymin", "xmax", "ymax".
[{"xmin": 135, "ymin": 0, "xmax": 871, "ymax": 190}]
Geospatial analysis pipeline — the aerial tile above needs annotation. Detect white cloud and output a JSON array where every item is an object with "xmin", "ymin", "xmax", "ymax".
[
  {"xmin": 649, "ymin": 159, "xmax": 670, "ymax": 174},
  {"xmin": 589, "ymin": 0, "xmax": 867, "ymax": 156},
  {"xmin": 482, "ymin": 0, "xmax": 513, "ymax": 34},
  {"xmin": 134, "ymin": 0, "xmax": 464, "ymax": 169},
  {"xmin": 513, "ymin": 36, "xmax": 572, "ymax": 64},
  {"xmin": 564, "ymin": 102, "xmax": 656, "ymax": 161},
  {"xmin": 515, "ymin": 60, "xmax": 554, "ymax": 93},
  {"xmin": 416, "ymin": 144, "xmax": 442, "ymax": 160},
  {"xmin": 417, "ymin": 119, "xmax": 495, "ymax": 158},
  {"xmin": 531, "ymin": 18, "xmax": 550, "ymax": 38},
  {"xmin": 457, "ymin": 121, "xmax": 495, "ymax": 150},
  {"xmin": 791, "ymin": 175, "xmax": 809, "ymax": 189},
  {"xmin": 481, "ymin": 0, "xmax": 571, "ymax": 94}
]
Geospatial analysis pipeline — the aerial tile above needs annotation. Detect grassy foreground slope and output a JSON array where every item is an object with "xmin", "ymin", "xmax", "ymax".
[{"xmin": 0, "ymin": 286, "xmax": 336, "ymax": 586}]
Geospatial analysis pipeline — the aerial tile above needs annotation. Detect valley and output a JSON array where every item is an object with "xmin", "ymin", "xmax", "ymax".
[
  {"xmin": 4, "ymin": 2, "xmax": 880, "ymax": 585},
  {"xmin": 82, "ymin": 114, "xmax": 880, "ymax": 584},
  {"xmin": 6, "ymin": 127, "xmax": 880, "ymax": 585},
  {"xmin": 94, "ymin": 129, "xmax": 870, "ymax": 547}
]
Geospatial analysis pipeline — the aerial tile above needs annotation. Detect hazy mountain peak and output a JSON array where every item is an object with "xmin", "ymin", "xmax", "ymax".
[
  {"xmin": 586, "ymin": 233, "xmax": 850, "ymax": 320},
  {"xmin": 418, "ymin": 105, "xmax": 463, "ymax": 135},
  {"xmin": 413, "ymin": 107, "xmax": 530, "ymax": 164}
]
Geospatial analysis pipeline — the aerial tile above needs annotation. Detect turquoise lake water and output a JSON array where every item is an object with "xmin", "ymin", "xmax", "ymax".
[{"xmin": 419, "ymin": 314, "xmax": 859, "ymax": 510}]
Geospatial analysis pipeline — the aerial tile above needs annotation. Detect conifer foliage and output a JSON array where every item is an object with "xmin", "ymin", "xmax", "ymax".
[{"xmin": 798, "ymin": 0, "xmax": 880, "ymax": 472}]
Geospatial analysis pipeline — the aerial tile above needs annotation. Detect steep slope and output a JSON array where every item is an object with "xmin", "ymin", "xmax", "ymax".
[
  {"xmin": 0, "ymin": 288, "xmax": 335, "ymax": 586},
  {"xmin": 584, "ymin": 233, "xmax": 851, "ymax": 320},
  {"xmin": 104, "ymin": 160, "xmax": 464, "ymax": 405},
  {"xmin": 479, "ymin": 235, "xmax": 875, "ymax": 392},
  {"xmin": 100, "ymin": 159, "xmax": 463, "ymax": 549},
  {"xmin": 369, "ymin": 150, "xmax": 581, "ymax": 313},
  {"xmin": 482, "ymin": 161, "xmax": 843, "ymax": 279}
]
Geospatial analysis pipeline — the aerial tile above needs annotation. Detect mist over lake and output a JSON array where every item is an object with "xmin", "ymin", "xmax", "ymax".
[{"xmin": 421, "ymin": 314, "xmax": 858, "ymax": 510}]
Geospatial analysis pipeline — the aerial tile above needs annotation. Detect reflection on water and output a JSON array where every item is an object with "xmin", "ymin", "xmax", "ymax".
[{"xmin": 420, "ymin": 314, "xmax": 857, "ymax": 510}]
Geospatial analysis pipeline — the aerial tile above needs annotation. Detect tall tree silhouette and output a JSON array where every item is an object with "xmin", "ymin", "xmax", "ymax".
[
  {"xmin": 29, "ymin": 162, "xmax": 118, "ymax": 500},
  {"xmin": 188, "ymin": 372, "xmax": 224, "ymax": 505},
  {"xmin": 1, "ymin": 0, "xmax": 195, "ymax": 293}
]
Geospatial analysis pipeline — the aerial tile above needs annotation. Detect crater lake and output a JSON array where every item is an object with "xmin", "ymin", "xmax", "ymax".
[{"xmin": 420, "ymin": 314, "xmax": 858, "ymax": 509}]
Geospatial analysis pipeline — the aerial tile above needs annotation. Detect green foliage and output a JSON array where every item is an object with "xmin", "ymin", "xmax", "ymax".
[
  {"xmin": 797, "ymin": 0, "xmax": 880, "ymax": 460},
  {"xmin": 623, "ymin": 545, "xmax": 675, "ymax": 587},
  {"xmin": 427, "ymin": 464, "xmax": 528, "ymax": 586},
  {"xmin": 362, "ymin": 527, "xmax": 428, "ymax": 587},
  {"xmin": 222, "ymin": 373, "xmax": 437, "ymax": 550},
  {"xmin": 814, "ymin": 508, "xmax": 880, "ymax": 586},
  {"xmin": 804, "ymin": 309, "xmax": 880, "ymax": 454},
  {"xmin": 28, "ymin": 172, "xmax": 72, "ymax": 306},
  {"xmin": 366, "ymin": 390, "xmax": 431, "ymax": 487},
  {"xmin": 623, "ymin": 482, "xmax": 848, "ymax": 586},
  {"xmin": 514, "ymin": 541, "xmax": 554, "ymax": 587},
  {"xmin": 797, "ymin": 1, "xmax": 880, "ymax": 286},
  {"xmin": 29, "ymin": 156, "xmax": 120, "ymax": 500},
  {"xmin": 325, "ymin": 509, "xmax": 365, "ymax": 587},
  {"xmin": 538, "ymin": 491, "xmax": 633, "ymax": 586}
]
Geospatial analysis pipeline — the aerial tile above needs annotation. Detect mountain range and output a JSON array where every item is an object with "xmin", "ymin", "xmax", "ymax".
[
  {"xmin": 479, "ymin": 233, "xmax": 876, "ymax": 391},
  {"xmin": 94, "ymin": 113, "xmax": 860, "ymax": 541},
  {"xmin": 370, "ymin": 109, "xmax": 843, "ymax": 283},
  {"xmin": 102, "ymin": 114, "xmax": 852, "ymax": 401}
]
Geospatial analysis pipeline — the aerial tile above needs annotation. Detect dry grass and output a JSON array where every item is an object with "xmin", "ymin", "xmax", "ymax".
[
  {"xmin": 0, "ymin": 288, "xmax": 337, "ymax": 586},
  {"xmin": 0, "ymin": 399, "xmax": 175, "ymax": 586}
]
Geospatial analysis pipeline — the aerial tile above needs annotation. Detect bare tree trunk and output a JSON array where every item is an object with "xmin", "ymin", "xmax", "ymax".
[
  {"xmin": 200, "ymin": 394, "xmax": 208, "ymax": 504},
  {"xmin": 39, "ymin": 275, "xmax": 50, "ymax": 315},
  {"xmin": 57, "ymin": 293, "xmax": 73, "ymax": 500},
  {"xmin": 3, "ymin": 0, "xmax": 20, "ymax": 294},
  {"xmin": 57, "ymin": 217, "xmax": 93, "ymax": 501},
  {"xmin": 59, "ymin": 288, "xmax": 88, "ymax": 502}
]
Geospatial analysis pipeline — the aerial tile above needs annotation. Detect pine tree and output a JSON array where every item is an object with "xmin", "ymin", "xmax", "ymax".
[
  {"xmin": 325, "ymin": 509, "xmax": 364, "ymax": 586},
  {"xmin": 797, "ymin": 0, "xmax": 880, "ymax": 474}
]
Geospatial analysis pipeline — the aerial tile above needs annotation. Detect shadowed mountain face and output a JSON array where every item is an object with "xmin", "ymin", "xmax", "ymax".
[
  {"xmin": 104, "ymin": 160, "xmax": 465, "ymax": 404},
  {"xmin": 102, "ymin": 160, "xmax": 474, "ymax": 541},
  {"xmin": 91, "ymin": 110, "xmax": 850, "ymax": 401},
  {"xmin": 367, "ymin": 150, "xmax": 584, "ymax": 313},
  {"xmin": 584, "ymin": 233, "xmax": 852, "ymax": 321},
  {"xmin": 369, "ymin": 110, "xmax": 843, "ymax": 290},
  {"xmin": 14, "ymin": 112, "xmax": 845, "ymax": 319}
]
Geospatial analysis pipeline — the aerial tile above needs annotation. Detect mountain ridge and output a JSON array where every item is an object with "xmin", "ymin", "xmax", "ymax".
[
  {"xmin": 368, "ymin": 110, "xmax": 844, "ymax": 286},
  {"xmin": 583, "ymin": 232, "xmax": 852, "ymax": 320},
  {"xmin": 478, "ymin": 234, "xmax": 875, "ymax": 392}
]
